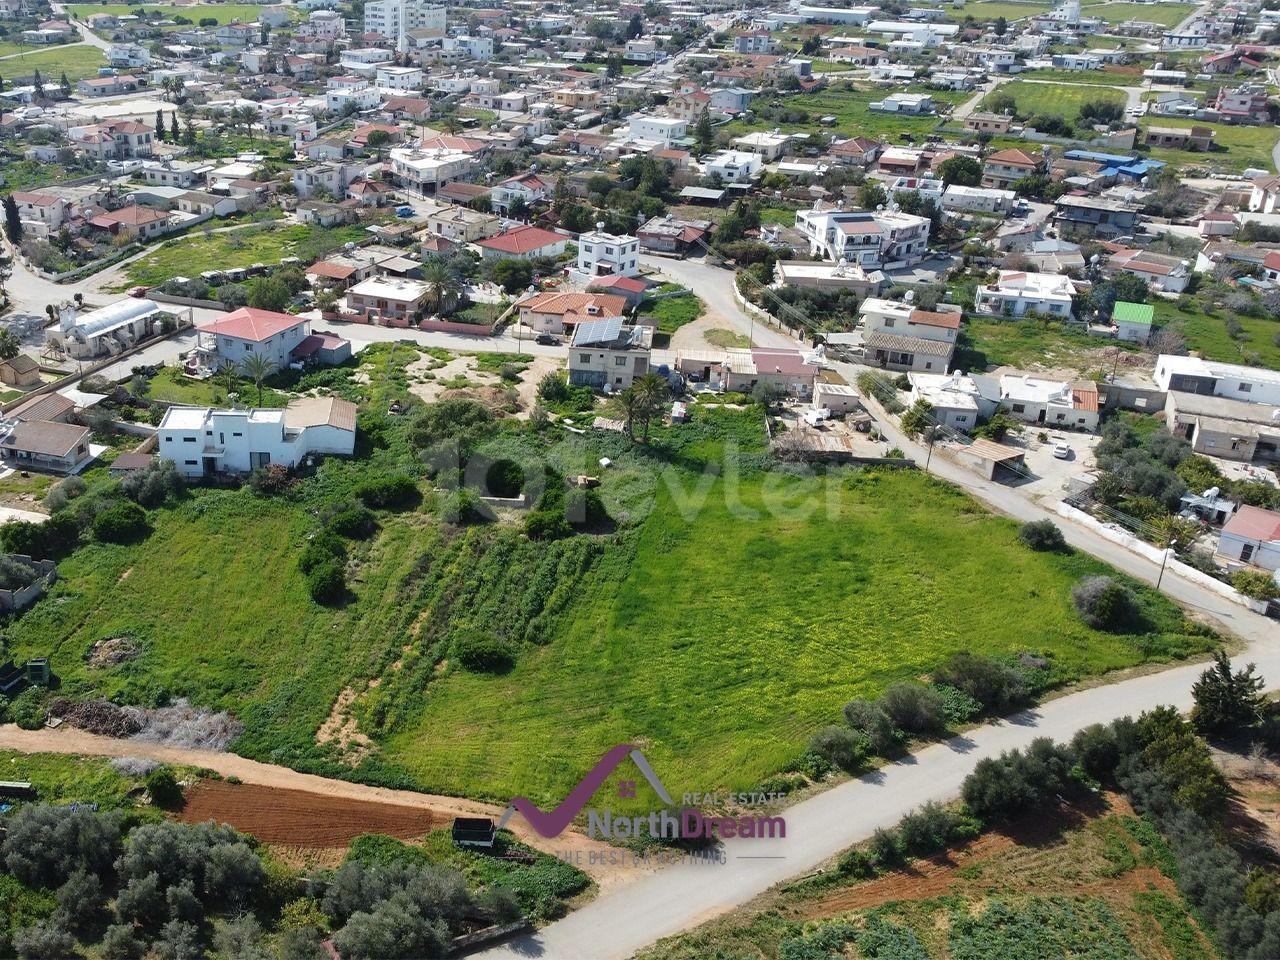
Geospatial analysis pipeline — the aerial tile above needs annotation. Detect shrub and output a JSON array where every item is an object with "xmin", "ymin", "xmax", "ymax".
[
  {"xmin": 934, "ymin": 684, "xmax": 982, "ymax": 726},
  {"xmin": 897, "ymin": 802, "xmax": 977, "ymax": 857},
  {"xmin": 1071, "ymin": 723, "xmax": 1121, "ymax": 783},
  {"xmin": 299, "ymin": 533, "xmax": 346, "ymax": 574},
  {"xmin": 454, "ymin": 633, "xmax": 516, "ymax": 673},
  {"xmin": 1072, "ymin": 575, "xmax": 1139, "ymax": 631},
  {"xmin": 92, "ymin": 502, "xmax": 150, "ymax": 544},
  {"xmin": 499, "ymin": 363, "xmax": 521, "ymax": 382},
  {"xmin": 439, "ymin": 488, "xmax": 489, "ymax": 525},
  {"xmin": 962, "ymin": 738, "xmax": 1078, "ymax": 821},
  {"xmin": 932, "ymin": 652, "xmax": 1028, "ymax": 714},
  {"xmin": 248, "ymin": 463, "xmax": 294, "ymax": 496},
  {"xmin": 1190, "ymin": 651, "xmax": 1264, "ymax": 737},
  {"xmin": 0, "ymin": 556, "xmax": 41, "ymax": 591},
  {"xmin": 1232, "ymin": 569, "xmax": 1279, "ymax": 602},
  {"xmin": 0, "ymin": 515, "xmax": 79, "ymax": 559},
  {"xmin": 121, "ymin": 460, "xmax": 184, "ymax": 508},
  {"xmin": 842, "ymin": 699, "xmax": 905, "ymax": 756},
  {"xmin": 12, "ymin": 923, "xmax": 76, "ymax": 960},
  {"xmin": 145, "ymin": 766, "xmax": 183, "ymax": 809},
  {"xmin": 354, "ymin": 475, "xmax": 419, "ymax": 509},
  {"xmin": 326, "ymin": 507, "xmax": 378, "ymax": 540},
  {"xmin": 306, "ymin": 560, "xmax": 346, "ymax": 605},
  {"xmin": 9, "ymin": 688, "xmax": 45, "ymax": 730},
  {"xmin": 880, "ymin": 682, "xmax": 946, "ymax": 735},
  {"xmin": 808, "ymin": 726, "xmax": 870, "ymax": 772},
  {"xmin": 1018, "ymin": 519, "xmax": 1066, "ymax": 552},
  {"xmin": 536, "ymin": 371, "xmax": 570, "ymax": 403},
  {"xmin": 43, "ymin": 476, "xmax": 86, "ymax": 512}
]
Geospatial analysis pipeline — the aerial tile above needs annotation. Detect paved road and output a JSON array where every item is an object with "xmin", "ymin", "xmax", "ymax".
[
  {"xmin": 474, "ymin": 275, "xmax": 1280, "ymax": 959},
  {"xmin": 639, "ymin": 255, "xmax": 796, "ymax": 350}
]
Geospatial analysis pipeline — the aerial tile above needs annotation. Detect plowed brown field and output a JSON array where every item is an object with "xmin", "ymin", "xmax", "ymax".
[{"xmin": 177, "ymin": 780, "xmax": 433, "ymax": 846}]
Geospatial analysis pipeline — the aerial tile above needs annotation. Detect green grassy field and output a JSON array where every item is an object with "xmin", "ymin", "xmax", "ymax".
[
  {"xmin": 0, "ymin": 751, "xmax": 136, "ymax": 807},
  {"xmin": 1155, "ymin": 300, "xmax": 1280, "ymax": 370},
  {"xmin": 1095, "ymin": 1, "xmax": 1196, "ymax": 25},
  {"xmin": 1015, "ymin": 66, "xmax": 1144, "ymax": 85},
  {"xmin": 144, "ymin": 366, "xmax": 292, "ymax": 408},
  {"xmin": 0, "ymin": 40, "xmax": 32, "ymax": 57},
  {"xmin": 984, "ymin": 80, "xmax": 1126, "ymax": 120},
  {"xmin": 641, "ymin": 293, "xmax": 705, "ymax": 335},
  {"xmin": 723, "ymin": 86, "xmax": 967, "ymax": 142},
  {"xmin": 379, "ymin": 465, "xmax": 1207, "ymax": 805},
  {"xmin": 67, "ymin": 3, "xmax": 287, "ymax": 25},
  {"xmin": 1141, "ymin": 118, "xmax": 1280, "ymax": 174},
  {"xmin": 958, "ymin": 319, "xmax": 1144, "ymax": 375},
  {"xmin": 0, "ymin": 44, "xmax": 107, "ymax": 81},
  {"xmin": 944, "ymin": 0, "xmax": 1054, "ymax": 21},
  {"xmin": 120, "ymin": 223, "xmax": 373, "ymax": 289}
]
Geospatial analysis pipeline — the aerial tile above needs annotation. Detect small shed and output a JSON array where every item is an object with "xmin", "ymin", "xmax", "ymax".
[
  {"xmin": 451, "ymin": 817, "xmax": 496, "ymax": 849},
  {"xmin": 949, "ymin": 438, "xmax": 1026, "ymax": 481}
]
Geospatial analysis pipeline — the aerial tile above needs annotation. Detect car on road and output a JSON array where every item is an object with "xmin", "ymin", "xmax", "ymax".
[
  {"xmin": 1052, "ymin": 442, "xmax": 1072, "ymax": 460},
  {"xmin": 534, "ymin": 333, "xmax": 559, "ymax": 346},
  {"xmin": 128, "ymin": 286, "xmax": 150, "ymax": 298}
]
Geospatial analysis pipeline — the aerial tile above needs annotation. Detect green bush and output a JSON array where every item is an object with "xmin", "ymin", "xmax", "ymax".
[
  {"xmin": 1072, "ymin": 575, "xmax": 1140, "ymax": 631},
  {"xmin": 842, "ymin": 698, "xmax": 905, "ymax": 756},
  {"xmin": 9, "ymin": 688, "xmax": 45, "ymax": 730},
  {"xmin": 932, "ymin": 652, "xmax": 1028, "ymax": 714},
  {"xmin": 326, "ymin": 507, "xmax": 378, "ymax": 540},
  {"xmin": 306, "ymin": 560, "xmax": 346, "ymax": 605},
  {"xmin": 439, "ymin": 488, "xmax": 489, "ymax": 525},
  {"xmin": 92, "ymin": 502, "xmax": 150, "ymax": 544},
  {"xmin": 354, "ymin": 475, "xmax": 419, "ymax": 509},
  {"xmin": 536, "ymin": 371, "xmax": 570, "ymax": 403},
  {"xmin": 1018, "ymin": 520, "xmax": 1066, "ymax": 552},
  {"xmin": 454, "ymin": 633, "xmax": 516, "ymax": 673},
  {"xmin": 880, "ymin": 682, "xmax": 946, "ymax": 735},
  {"xmin": 0, "ymin": 515, "xmax": 79, "ymax": 559},
  {"xmin": 808, "ymin": 725, "xmax": 870, "ymax": 773},
  {"xmin": 144, "ymin": 766, "xmax": 183, "ymax": 809},
  {"xmin": 299, "ymin": 533, "xmax": 347, "ymax": 575},
  {"xmin": 934, "ymin": 684, "xmax": 982, "ymax": 726},
  {"xmin": 1232, "ymin": 569, "xmax": 1279, "ymax": 602}
]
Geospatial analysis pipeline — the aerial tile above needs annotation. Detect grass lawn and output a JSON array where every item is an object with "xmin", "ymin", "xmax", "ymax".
[
  {"xmin": 641, "ymin": 293, "xmax": 705, "ymax": 335},
  {"xmin": 704, "ymin": 328, "xmax": 752, "ymax": 348},
  {"xmin": 1155, "ymin": 300, "xmax": 1280, "ymax": 370},
  {"xmin": 379, "ymin": 466, "xmax": 1208, "ymax": 805},
  {"xmin": 723, "ymin": 86, "xmax": 966, "ymax": 142},
  {"xmin": 66, "ymin": 3, "xmax": 290, "ymax": 25},
  {"xmin": 121, "ymin": 223, "xmax": 373, "ymax": 289},
  {"xmin": 1016, "ymin": 66, "xmax": 1144, "ymax": 85},
  {"xmin": 0, "ymin": 751, "xmax": 135, "ymax": 808},
  {"xmin": 144, "ymin": 365, "xmax": 291, "ymax": 408},
  {"xmin": 0, "ymin": 40, "xmax": 32, "ymax": 56},
  {"xmin": 943, "ymin": 0, "xmax": 1053, "ymax": 20},
  {"xmin": 1095, "ymin": 1, "xmax": 1196, "ymax": 25},
  {"xmin": 984, "ymin": 80, "xmax": 1126, "ymax": 120},
  {"xmin": 958, "ymin": 318, "xmax": 1143, "ymax": 376},
  {"xmin": 1141, "ymin": 118, "xmax": 1280, "ymax": 174},
  {"xmin": 0, "ymin": 44, "xmax": 107, "ymax": 81}
]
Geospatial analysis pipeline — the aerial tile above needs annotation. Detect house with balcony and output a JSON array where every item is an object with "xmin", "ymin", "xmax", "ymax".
[
  {"xmin": 981, "ymin": 148, "xmax": 1040, "ymax": 190},
  {"xmin": 1053, "ymin": 194, "xmax": 1142, "ymax": 237},
  {"xmin": 973, "ymin": 270, "xmax": 1077, "ymax": 319},
  {"xmin": 520, "ymin": 291, "xmax": 628, "ymax": 336},
  {"xmin": 491, "ymin": 171, "xmax": 552, "ymax": 214},
  {"xmin": 187, "ymin": 308, "xmax": 311, "ymax": 375},
  {"xmin": 576, "ymin": 229, "xmax": 639, "ymax": 279},
  {"xmin": 703, "ymin": 150, "xmax": 762, "ymax": 184},
  {"xmin": 345, "ymin": 276, "xmax": 428, "ymax": 323},
  {"xmin": 1210, "ymin": 83, "xmax": 1271, "ymax": 125},
  {"xmin": 859, "ymin": 298, "xmax": 960, "ymax": 373},
  {"xmin": 794, "ymin": 205, "xmax": 931, "ymax": 268}
]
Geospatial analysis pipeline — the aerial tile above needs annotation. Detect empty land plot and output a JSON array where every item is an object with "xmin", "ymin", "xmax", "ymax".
[{"xmin": 0, "ymin": 45, "xmax": 107, "ymax": 81}]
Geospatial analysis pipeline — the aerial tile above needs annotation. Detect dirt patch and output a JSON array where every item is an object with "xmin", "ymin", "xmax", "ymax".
[
  {"xmin": 1215, "ymin": 746, "xmax": 1280, "ymax": 860},
  {"xmin": 177, "ymin": 780, "xmax": 433, "ymax": 846},
  {"xmin": 86, "ymin": 636, "xmax": 141, "ymax": 668},
  {"xmin": 315, "ymin": 687, "xmax": 373, "ymax": 765},
  {"xmin": 511, "ymin": 355, "xmax": 560, "ymax": 416},
  {"xmin": 440, "ymin": 384, "xmax": 514, "ymax": 412}
]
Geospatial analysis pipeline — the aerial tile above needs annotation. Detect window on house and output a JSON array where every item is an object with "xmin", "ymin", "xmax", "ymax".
[
  {"xmin": 956, "ymin": 416, "xmax": 968, "ymax": 423},
  {"xmin": 1240, "ymin": 382, "xmax": 1252, "ymax": 392},
  {"xmin": 1011, "ymin": 404, "xmax": 1025, "ymax": 413},
  {"xmin": 614, "ymin": 356, "xmax": 626, "ymax": 366},
  {"xmin": 185, "ymin": 460, "xmax": 198, "ymax": 466},
  {"xmin": 183, "ymin": 436, "xmax": 196, "ymax": 443},
  {"xmin": 579, "ymin": 353, "xmax": 592, "ymax": 364}
]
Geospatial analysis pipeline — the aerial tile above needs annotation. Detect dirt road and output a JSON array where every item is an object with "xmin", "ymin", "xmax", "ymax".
[{"xmin": 0, "ymin": 725, "xmax": 632, "ymax": 887}]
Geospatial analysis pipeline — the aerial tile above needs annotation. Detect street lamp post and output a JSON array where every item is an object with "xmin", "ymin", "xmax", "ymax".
[{"xmin": 1156, "ymin": 539, "xmax": 1177, "ymax": 591}]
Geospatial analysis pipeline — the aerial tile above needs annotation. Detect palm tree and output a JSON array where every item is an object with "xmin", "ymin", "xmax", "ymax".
[
  {"xmin": 239, "ymin": 353, "xmax": 276, "ymax": 407},
  {"xmin": 631, "ymin": 372, "xmax": 669, "ymax": 443},
  {"xmin": 218, "ymin": 363, "xmax": 239, "ymax": 401},
  {"xmin": 421, "ymin": 260, "xmax": 462, "ymax": 317},
  {"xmin": 611, "ymin": 386, "xmax": 644, "ymax": 441}
]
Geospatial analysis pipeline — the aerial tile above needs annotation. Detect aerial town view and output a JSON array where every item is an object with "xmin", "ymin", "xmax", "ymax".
[{"xmin": 2, "ymin": 0, "xmax": 1280, "ymax": 956}]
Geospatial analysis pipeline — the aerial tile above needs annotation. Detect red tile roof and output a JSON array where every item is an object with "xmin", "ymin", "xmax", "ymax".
[
  {"xmin": 476, "ymin": 224, "xmax": 566, "ymax": 255},
  {"xmin": 198, "ymin": 307, "xmax": 307, "ymax": 342},
  {"xmin": 986, "ymin": 148, "xmax": 1038, "ymax": 168},
  {"xmin": 909, "ymin": 309, "xmax": 961, "ymax": 330},
  {"xmin": 1223, "ymin": 505, "xmax": 1280, "ymax": 543}
]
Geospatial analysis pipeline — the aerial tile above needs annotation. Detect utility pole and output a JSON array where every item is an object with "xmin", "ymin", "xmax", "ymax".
[{"xmin": 1156, "ymin": 538, "xmax": 1177, "ymax": 591}]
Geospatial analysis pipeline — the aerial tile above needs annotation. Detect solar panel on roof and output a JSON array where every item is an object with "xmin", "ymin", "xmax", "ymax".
[{"xmin": 573, "ymin": 315, "xmax": 624, "ymax": 346}]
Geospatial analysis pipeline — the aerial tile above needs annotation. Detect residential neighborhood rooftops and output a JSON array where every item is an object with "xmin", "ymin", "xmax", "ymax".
[
  {"xmin": 475, "ymin": 224, "xmax": 566, "ymax": 255},
  {"xmin": 0, "ymin": 420, "xmax": 89, "ymax": 458},
  {"xmin": 10, "ymin": 393, "xmax": 74, "ymax": 423},
  {"xmin": 283, "ymin": 395, "xmax": 358, "ymax": 432}
]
